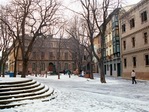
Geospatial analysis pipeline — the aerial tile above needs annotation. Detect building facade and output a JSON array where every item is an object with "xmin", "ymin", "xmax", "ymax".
[
  {"xmin": 104, "ymin": 8, "xmax": 121, "ymax": 77},
  {"xmin": 8, "ymin": 36, "xmax": 75, "ymax": 74},
  {"xmin": 120, "ymin": 0, "xmax": 149, "ymax": 80},
  {"xmin": 93, "ymin": 35, "xmax": 101, "ymax": 73}
]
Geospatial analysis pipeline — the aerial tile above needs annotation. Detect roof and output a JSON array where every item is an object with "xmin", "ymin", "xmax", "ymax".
[{"xmin": 120, "ymin": 0, "xmax": 148, "ymax": 18}]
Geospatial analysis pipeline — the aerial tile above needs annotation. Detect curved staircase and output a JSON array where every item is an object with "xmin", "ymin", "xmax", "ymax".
[{"xmin": 0, "ymin": 78, "xmax": 55, "ymax": 109}]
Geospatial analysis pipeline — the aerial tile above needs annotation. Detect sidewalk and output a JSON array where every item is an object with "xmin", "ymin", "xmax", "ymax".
[{"xmin": 93, "ymin": 73, "xmax": 149, "ymax": 84}]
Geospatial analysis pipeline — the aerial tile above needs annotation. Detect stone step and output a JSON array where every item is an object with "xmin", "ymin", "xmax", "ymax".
[
  {"xmin": 0, "ymin": 87, "xmax": 55, "ymax": 109},
  {"xmin": 0, "ymin": 78, "xmax": 55, "ymax": 109},
  {"xmin": 0, "ymin": 78, "xmax": 32, "ymax": 85},
  {"xmin": 0, "ymin": 80, "xmax": 36, "ymax": 88},
  {"xmin": 0, "ymin": 83, "xmax": 45, "ymax": 96},
  {"xmin": 0, "ymin": 83, "xmax": 50, "ymax": 100},
  {"xmin": 0, "ymin": 82, "xmax": 40, "ymax": 100},
  {"xmin": 0, "ymin": 81, "xmax": 40, "ymax": 92},
  {"xmin": 0, "ymin": 85, "xmax": 52, "ymax": 104}
]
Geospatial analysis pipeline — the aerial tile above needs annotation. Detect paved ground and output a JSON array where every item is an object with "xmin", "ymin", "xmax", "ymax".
[{"xmin": 0, "ymin": 74, "xmax": 149, "ymax": 112}]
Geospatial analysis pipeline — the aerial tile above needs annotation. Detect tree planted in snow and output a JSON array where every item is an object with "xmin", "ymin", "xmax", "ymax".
[{"xmin": 0, "ymin": 0, "xmax": 61, "ymax": 77}]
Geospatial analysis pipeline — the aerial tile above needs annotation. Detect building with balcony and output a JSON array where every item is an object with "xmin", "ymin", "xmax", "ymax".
[{"xmin": 104, "ymin": 8, "xmax": 121, "ymax": 77}]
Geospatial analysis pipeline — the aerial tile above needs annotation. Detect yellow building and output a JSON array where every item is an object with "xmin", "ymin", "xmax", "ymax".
[
  {"xmin": 8, "ymin": 36, "xmax": 75, "ymax": 74},
  {"xmin": 8, "ymin": 43, "xmax": 22, "ymax": 73},
  {"xmin": 93, "ymin": 34, "xmax": 101, "ymax": 73}
]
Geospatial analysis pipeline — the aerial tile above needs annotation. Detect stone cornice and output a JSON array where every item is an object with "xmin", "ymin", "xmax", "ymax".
[
  {"xmin": 122, "ymin": 46, "xmax": 149, "ymax": 56},
  {"xmin": 121, "ymin": 25, "xmax": 149, "ymax": 39}
]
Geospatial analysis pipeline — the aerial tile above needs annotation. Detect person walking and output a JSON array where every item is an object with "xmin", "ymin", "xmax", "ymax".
[
  {"xmin": 67, "ymin": 70, "xmax": 71, "ymax": 78},
  {"xmin": 131, "ymin": 70, "xmax": 137, "ymax": 84}
]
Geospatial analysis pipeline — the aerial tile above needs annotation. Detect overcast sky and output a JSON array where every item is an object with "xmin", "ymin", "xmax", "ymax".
[
  {"xmin": 0, "ymin": 0, "xmax": 141, "ymax": 17},
  {"xmin": 0, "ymin": 0, "xmax": 142, "ymax": 56},
  {"xmin": 0, "ymin": 0, "xmax": 141, "ymax": 6}
]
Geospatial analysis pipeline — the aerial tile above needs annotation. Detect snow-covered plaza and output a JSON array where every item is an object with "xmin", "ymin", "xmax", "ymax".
[{"xmin": 0, "ymin": 74, "xmax": 149, "ymax": 112}]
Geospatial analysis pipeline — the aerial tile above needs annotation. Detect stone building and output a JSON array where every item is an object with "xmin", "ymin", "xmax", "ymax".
[
  {"xmin": 8, "ymin": 35, "xmax": 75, "ymax": 74},
  {"xmin": 93, "ymin": 35, "xmax": 101, "ymax": 73},
  {"xmin": 29, "ymin": 36, "xmax": 74, "ymax": 74},
  {"xmin": 103, "ymin": 8, "xmax": 121, "ymax": 77},
  {"xmin": 120, "ymin": 0, "xmax": 149, "ymax": 80}
]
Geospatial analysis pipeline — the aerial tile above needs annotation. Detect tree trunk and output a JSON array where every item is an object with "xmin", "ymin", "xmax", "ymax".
[
  {"xmin": 57, "ymin": 58, "xmax": 60, "ymax": 79},
  {"xmin": 21, "ymin": 58, "xmax": 28, "ymax": 78},
  {"xmin": 13, "ymin": 42, "xmax": 19, "ymax": 77},
  {"xmin": 99, "ymin": 61, "xmax": 106, "ymax": 83},
  {"xmin": 14, "ymin": 60, "xmax": 17, "ymax": 77},
  {"xmin": 89, "ymin": 62, "xmax": 94, "ymax": 79},
  {"xmin": 57, "ymin": 60, "xmax": 60, "ymax": 79},
  {"xmin": 0, "ymin": 61, "xmax": 2, "ymax": 77},
  {"xmin": 2, "ymin": 63, "xmax": 5, "ymax": 77}
]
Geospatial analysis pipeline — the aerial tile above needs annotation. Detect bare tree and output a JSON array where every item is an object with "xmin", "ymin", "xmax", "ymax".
[
  {"xmin": 66, "ymin": 16, "xmax": 95, "ymax": 79},
  {"xmin": 53, "ymin": 21, "xmax": 68, "ymax": 79},
  {"xmin": 13, "ymin": 40, "xmax": 20, "ymax": 77},
  {"xmin": 0, "ymin": 8, "xmax": 14, "ymax": 77},
  {"xmin": 79, "ymin": 0, "xmax": 122, "ymax": 83},
  {"xmin": 66, "ymin": 16, "xmax": 86, "ymax": 75},
  {"xmin": 0, "ymin": 0, "xmax": 61, "ymax": 77},
  {"xmin": 32, "ymin": 37, "xmax": 46, "ymax": 76},
  {"xmin": 56, "ymin": 29, "xmax": 64, "ymax": 79}
]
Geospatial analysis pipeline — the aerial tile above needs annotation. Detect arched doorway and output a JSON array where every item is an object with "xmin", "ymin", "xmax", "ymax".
[{"xmin": 48, "ymin": 62, "xmax": 56, "ymax": 75}]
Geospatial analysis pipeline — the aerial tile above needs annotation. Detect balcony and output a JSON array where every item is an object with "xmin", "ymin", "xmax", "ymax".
[{"xmin": 106, "ymin": 40, "xmax": 112, "ymax": 48}]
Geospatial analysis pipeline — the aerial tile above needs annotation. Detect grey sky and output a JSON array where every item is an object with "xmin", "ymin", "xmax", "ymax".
[{"xmin": 0, "ymin": 0, "xmax": 141, "ymax": 5}]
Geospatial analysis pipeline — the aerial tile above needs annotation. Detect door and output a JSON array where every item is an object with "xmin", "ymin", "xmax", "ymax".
[
  {"xmin": 104, "ymin": 65, "xmax": 106, "ymax": 75},
  {"xmin": 110, "ymin": 64, "xmax": 112, "ymax": 76},
  {"xmin": 117, "ymin": 63, "xmax": 121, "ymax": 76}
]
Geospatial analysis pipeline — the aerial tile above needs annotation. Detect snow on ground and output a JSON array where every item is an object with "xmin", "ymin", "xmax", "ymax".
[{"xmin": 0, "ymin": 74, "xmax": 149, "ymax": 112}]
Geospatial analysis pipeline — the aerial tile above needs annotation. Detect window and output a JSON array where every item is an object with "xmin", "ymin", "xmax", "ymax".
[
  {"xmin": 112, "ymin": 16, "xmax": 115, "ymax": 22},
  {"xmin": 132, "ymin": 37, "xmax": 135, "ymax": 47},
  {"xmin": 116, "ymin": 29, "xmax": 119, "ymax": 36},
  {"xmin": 41, "ymin": 63, "xmax": 45, "ymax": 71},
  {"xmin": 124, "ymin": 58, "xmax": 127, "ymax": 68},
  {"xmin": 113, "ymin": 44, "xmax": 116, "ymax": 54},
  {"xmin": 104, "ymin": 51, "xmax": 106, "ymax": 57},
  {"xmin": 55, "ymin": 42, "xmax": 58, "ymax": 48},
  {"xmin": 84, "ymin": 55, "xmax": 86, "ymax": 60},
  {"xmin": 107, "ymin": 65, "xmax": 109, "ymax": 71},
  {"xmin": 114, "ymin": 64, "xmax": 116, "ymax": 71},
  {"xmin": 65, "ymin": 63, "xmax": 68, "ymax": 69},
  {"xmin": 50, "ymin": 42, "xmax": 53, "ymax": 47},
  {"xmin": 32, "ymin": 52, "xmax": 36, "ymax": 59},
  {"xmin": 122, "ymin": 24, "xmax": 126, "ymax": 33},
  {"xmin": 65, "ymin": 52, "xmax": 68, "ymax": 60},
  {"xmin": 57, "ymin": 52, "xmax": 60, "ymax": 59},
  {"xmin": 130, "ymin": 18, "xmax": 135, "ymax": 28},
  {"xmin": 145, "ymin": 54, "xmax": 149, "ymax": 65},
  {"xmin": 117, "ymin": 44, "xmax": 120, "ymax": 52},
  {"xmin": 72, "ymin": 63, "xmax": 75, "ymax": 70},
  {"xmin": 133, "ymin": 57, "xmax": 136, "ymax": 67},
  {"xmin": 32, "ymin": 63, "xmax": 36, "ymax": 71},
  {"xmin": 143, "ymin": 32, "xmax": 148, "ymax": 44},
  {"xmin": 123, "ymin": 40, "xmax": 126, "ymax": 50},
  {"xmin": 49, "ymin": 52, "xmax": 54, "ymax": 59},
  {"xmin": 141, "ymin": 11, "xmax": 147, "ymax": 23},
  {"xmin": 114, "ymin": 29, "xmax": 119, "ymax": 37},
  {"xmin": 41, "ymin": 52, "xmax": 45, "ymax": 59}
]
